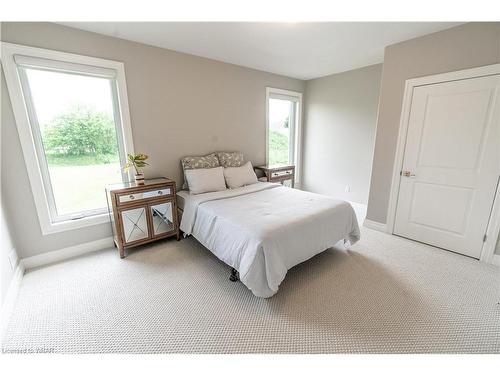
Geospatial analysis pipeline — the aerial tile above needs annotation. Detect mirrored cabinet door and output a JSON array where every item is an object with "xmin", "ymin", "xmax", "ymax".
[
  {"xmin": 121, "ymin": 207, "xmax": 149, "ymax": 244},
  {"xmin": 150, "ymin": 202, "xmax": 175, "ymax": 236}
]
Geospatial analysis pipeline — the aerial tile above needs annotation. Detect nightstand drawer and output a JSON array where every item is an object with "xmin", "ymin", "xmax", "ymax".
[
  {"xmin": 270, "ymin": 169, "xmax": 293, "ymax": 178},
  {"xmin": 117, "ymin": 187, "xmax": 172, "ymax": 204},
  {"xmin": 254, "ymin": 164, "xmax": 295, "ymax": 188}
]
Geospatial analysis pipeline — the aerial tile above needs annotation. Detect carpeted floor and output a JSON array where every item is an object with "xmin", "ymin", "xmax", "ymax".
[{"xmin": 2, "ymin": 227, "xmax": 499, "ymax": 353}]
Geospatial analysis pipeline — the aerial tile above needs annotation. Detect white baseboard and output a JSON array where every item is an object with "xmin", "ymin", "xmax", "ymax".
[
  {"xmin": 492, "ymin": 254, "xmax": 500, "ymax": 267},
  {"xmin": 363, "ymin": 218, "xmax": 388, "ymax": 233},
  {"xmin": 21, "ymin": 236, "xmax": 114, "ymax": 270},
  {"xmin": 0, "ymin": 261, "xmax": 25, "ymax": 344}
]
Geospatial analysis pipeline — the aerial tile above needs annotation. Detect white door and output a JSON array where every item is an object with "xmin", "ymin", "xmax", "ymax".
[{"xmin": 394, "ymin": 74, "xmax": 500, "ymax": 258}]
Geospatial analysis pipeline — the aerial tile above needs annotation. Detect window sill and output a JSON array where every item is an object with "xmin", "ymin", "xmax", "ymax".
[{"xmin": 41, "ymin": 212, "xmax": 110, "ymax": 235}]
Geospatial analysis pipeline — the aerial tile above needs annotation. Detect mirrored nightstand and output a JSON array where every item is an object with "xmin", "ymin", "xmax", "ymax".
[{"xmin": 106, "ymin": 177, "xmax": 180, "ymax": 258}]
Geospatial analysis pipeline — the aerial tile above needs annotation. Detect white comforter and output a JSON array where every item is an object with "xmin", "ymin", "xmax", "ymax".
[{"xmin": 180, "ymin": 182, "xmax": 360, "ymax": 298}]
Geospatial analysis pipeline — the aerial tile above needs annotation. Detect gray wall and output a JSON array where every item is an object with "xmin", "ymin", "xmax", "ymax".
[
  {"xmin": 1, "ymin": 22, "xmax": 305, "ymax": 258},
  {"xmin": 302, "ymin": 64, "xmax": 382, "ymax": 204},
  {"xmin": 1, "ymin": 21, "xmax": 19, "ymax": 306},
  {"xmin": 1, "ymin": 192, "xmax": 18, "ymax": 305},
  {"xmin": 366, "ymin": 22, "xmax": 500, "ymax": 224},
  {"xmin": 3, "ymin": 22, "xmax": 499, "ymax": 260},
  {"xmin": 497, "ymin": 235, "xmax": 500, "ymax": 256}
]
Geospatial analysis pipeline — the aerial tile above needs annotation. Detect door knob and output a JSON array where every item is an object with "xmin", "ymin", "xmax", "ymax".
[{"xmin": 402, "ymin": 171, "xmax": 415, "ymax": 177}]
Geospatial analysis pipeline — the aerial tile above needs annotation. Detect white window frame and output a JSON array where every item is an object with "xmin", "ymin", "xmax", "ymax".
[
  {"xmin": 1, "ymin": 42, "xmax": 135, "ymax": 235},
  {"xmin": 265, "ymin": 87, "xmax": 303, "ymax": 185}
]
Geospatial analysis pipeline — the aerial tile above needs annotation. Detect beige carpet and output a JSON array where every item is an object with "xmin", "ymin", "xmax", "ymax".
[{"xmin": 2, "ymin": 227, "xmax": 499, "ymax": 353}]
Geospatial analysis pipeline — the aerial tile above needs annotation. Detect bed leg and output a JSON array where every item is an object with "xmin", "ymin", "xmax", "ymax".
[{"xmin": 229, "ymin": 268, "xmax": 239, "ymax": 282}]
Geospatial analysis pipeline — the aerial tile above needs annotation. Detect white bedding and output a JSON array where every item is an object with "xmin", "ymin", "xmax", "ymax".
[{"xmin": 180, "ymin": 182, "xmax": 360, "ymax": 298}]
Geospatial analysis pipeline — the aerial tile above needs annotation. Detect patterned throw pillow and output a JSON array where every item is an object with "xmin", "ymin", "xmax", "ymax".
[
  {"xmin": 216, "ymin": 151, "xmax": 244, "ymax": 168},
  {"xmin": 181, "ymin": 153, "xmax": 220, "ymax": 190}
]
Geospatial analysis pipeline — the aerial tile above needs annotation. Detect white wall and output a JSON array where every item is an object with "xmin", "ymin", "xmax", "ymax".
[{"xmin": 302, "ymin": 64, "xmax": 382, "ymax": 204}]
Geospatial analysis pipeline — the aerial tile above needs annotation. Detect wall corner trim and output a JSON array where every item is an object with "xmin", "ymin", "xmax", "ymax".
[
  {"xmin": 363, "ymin": 219, "xmax": 388, "ymax": 233},
  {"xmin": 21, "ymin": 236, "xmax": 114, "ymax": 270},
  {"xmin": 0, "ymin": 261, "xmax": 25, "ymax": 344}
]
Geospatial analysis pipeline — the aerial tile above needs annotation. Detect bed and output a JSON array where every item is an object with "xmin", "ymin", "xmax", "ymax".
[{"xmin": 177, "ymin": 182, "xmax": 360, "ymax": 298}]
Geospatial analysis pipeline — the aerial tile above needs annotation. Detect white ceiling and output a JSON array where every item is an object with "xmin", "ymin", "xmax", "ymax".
[{"xmin": 60, "ymin": 22, "xmax": 462, "ymax": 80}]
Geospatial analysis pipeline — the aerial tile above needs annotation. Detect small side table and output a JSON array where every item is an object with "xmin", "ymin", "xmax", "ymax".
[
  {"xmin": 254, "ymin": 164, "xmax": 295, "ymax": 187},
  {"xmin": 106, "ymin": 177, "xmax": 180, "ymax": 258}
]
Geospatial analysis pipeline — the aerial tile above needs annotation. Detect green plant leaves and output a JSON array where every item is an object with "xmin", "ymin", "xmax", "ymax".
[{"xmin": 123, "ymin": 153, "xmax": 149, "ymax": 172}]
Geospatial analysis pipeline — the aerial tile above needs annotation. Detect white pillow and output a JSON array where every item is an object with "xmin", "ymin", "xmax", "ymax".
[
  {"xmin": 223, "ymin": 161, "xmax": 258, "ymax": 189},
  {"xmin": 184, "ymin": 167, "xmax": 227, "ymax": 195}
]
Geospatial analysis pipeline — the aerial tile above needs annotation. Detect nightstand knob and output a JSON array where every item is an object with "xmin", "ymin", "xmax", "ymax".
[
  {"xmin": 129, "ymin": 195, "xmax": 135, "ymax": 200},
  {"xmin": 158, "ymin": 191, "xmax": 163, "ymax": 195}
]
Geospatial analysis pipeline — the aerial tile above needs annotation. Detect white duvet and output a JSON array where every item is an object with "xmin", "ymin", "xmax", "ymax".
[{"xmin": 180, "ymin": 182, "xmax": 360, "ymax": 298}]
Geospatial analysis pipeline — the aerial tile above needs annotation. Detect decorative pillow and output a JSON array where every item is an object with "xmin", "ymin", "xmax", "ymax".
[
  {"xmin": 181, "ymin": 153, "xmax": 220, "ymax": 189},
  {"xmin": 223, "ymin": 161, "xmax": 258, "ymax": 189},
  {"xmin": 184, "ymin": 167, "xmax": 227, "ymax": 195},
  {"xmin": 216, "ymin": 151, "xmax": 244, "ymax": 168}
]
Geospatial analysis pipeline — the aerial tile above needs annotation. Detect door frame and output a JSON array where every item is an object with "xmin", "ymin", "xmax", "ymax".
[{"xmin": 385, "ymin": 63, "xmax": 500, "ymax": 263}]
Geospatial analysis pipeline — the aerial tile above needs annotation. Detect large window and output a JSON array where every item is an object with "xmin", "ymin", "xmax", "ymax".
[
  {"xmin": 2, "ymin": 43, "xmax": 134, "ymax": 234},
  {"xmin": 266, "ymin": 88, "xmax": 302, "ymax": 177}
]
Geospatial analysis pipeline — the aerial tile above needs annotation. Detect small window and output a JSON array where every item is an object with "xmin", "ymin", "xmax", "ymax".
[
  {"xmin": 268, "ymin": 97, "xmax": 297, "ymax": 165},
  {"xmin": 2, "ymin": 43, "xmax": 134, "ymax": 234},
  {"xmin": 266, "ymin": 88, "xmax": 303, "ymax": 178}
]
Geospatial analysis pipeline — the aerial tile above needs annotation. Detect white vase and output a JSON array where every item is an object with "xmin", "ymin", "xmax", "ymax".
[{"xmin": 134, "ymin": 173, "xmax": 145, "ymax": 184}]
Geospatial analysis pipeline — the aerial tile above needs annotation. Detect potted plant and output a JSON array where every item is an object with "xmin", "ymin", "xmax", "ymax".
[{"xmin": 123, "ymin": 153, "xmax": 149, "ymax": 184}]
